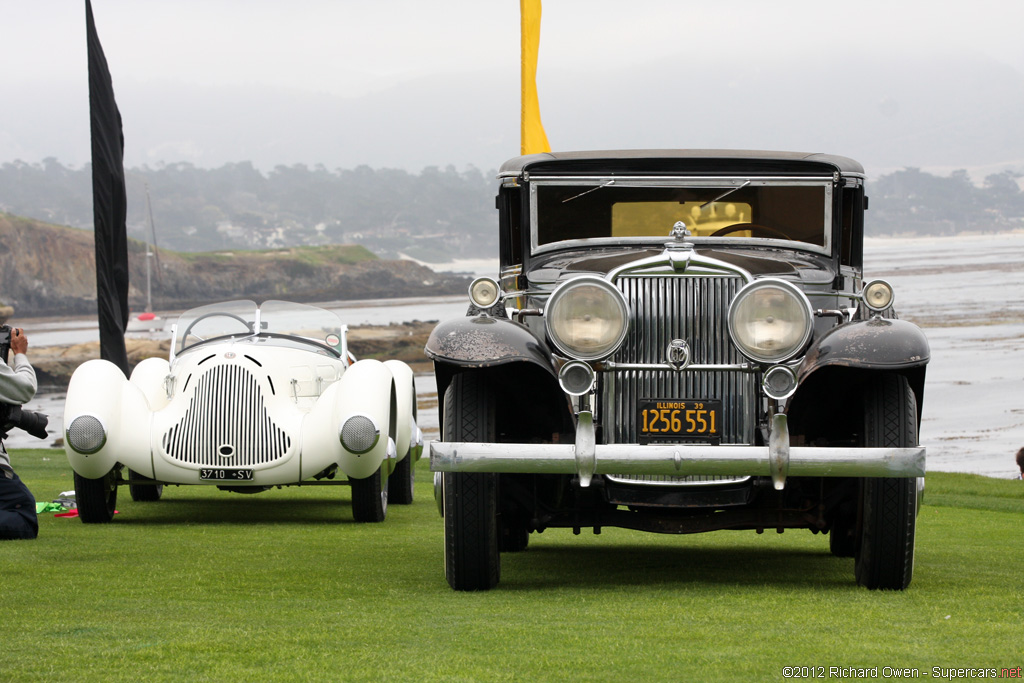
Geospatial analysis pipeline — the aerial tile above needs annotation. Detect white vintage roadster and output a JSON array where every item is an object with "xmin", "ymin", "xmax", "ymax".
[{"xmin": 63, "ymin": 300, "xmax": 423, "ymax": 523}]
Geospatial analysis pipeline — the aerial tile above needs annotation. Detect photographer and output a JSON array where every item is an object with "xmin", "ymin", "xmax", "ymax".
[{"xmin": 0, "ymin": 327, "xmax": 39, "ymax": 540}]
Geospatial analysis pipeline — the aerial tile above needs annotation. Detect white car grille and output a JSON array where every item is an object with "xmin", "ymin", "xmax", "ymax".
[{"xmin": 161, "ymin": 364, "xmax": 292, "ymax": 467}]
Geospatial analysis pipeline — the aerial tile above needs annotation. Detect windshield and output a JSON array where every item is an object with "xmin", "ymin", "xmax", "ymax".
[
  {"xmin": 531, "ymin": 179, "xmax": 832, "ymax": 254},
  {"xmin": 174, "ymin": 300, "xmax": 345, "ymax": 357}
]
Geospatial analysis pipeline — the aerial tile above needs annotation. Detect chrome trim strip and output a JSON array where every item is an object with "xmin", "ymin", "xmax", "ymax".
[
  {"xmin": 599, "ymin": 362, "xmax": 754, "ymax": 372},
  {"xmin": 430, "ymin": 441, "xmax": 926, "ymax": 479}
]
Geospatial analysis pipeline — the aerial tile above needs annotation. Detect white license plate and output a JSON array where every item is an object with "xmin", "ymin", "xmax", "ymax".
[{"xmin": 200, "ymin": 468, "xmax": 254, "ymax": 481}]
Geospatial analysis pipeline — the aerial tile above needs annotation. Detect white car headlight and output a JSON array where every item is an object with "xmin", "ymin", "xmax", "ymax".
[
  {"xmin": 546, "ymin": 276, "xmax": 629, "ymax": 360},
  {"xmin": 340, "ymin": 414, "xmax": 380, "ymax": 454},
  {"xmin": 66, "ymin": 415, "xmax": 107, "ymax": 454},
  {"xmin": 728, "ymin": 278, "xmax": 813, "ymax": 363}
]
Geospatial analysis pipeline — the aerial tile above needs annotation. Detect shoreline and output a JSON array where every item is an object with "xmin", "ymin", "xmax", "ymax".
[{"xmin": 31, "ymin": 320, "xmax": 436, "ymax": 390}]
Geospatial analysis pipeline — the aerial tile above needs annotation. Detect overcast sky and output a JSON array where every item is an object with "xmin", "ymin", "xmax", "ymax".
[{"xmin": 4, "ymin": 0, "xmax": 1024, "ymax": 174}]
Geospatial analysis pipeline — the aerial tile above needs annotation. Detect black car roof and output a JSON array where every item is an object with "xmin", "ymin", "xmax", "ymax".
[{"xmin": 498, "ymin": 149, "xmax": 865, "ymax": 178}]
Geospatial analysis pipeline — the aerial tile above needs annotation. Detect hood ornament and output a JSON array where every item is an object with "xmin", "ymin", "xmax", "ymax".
[
  {"xmin": 666, "ymin": 339, "xmax": 691, "ymax": 371},
  {"xmin": 667, "ymin": 222, "xmax": 695, "ymax": 254},
  {"xmin": 670, "ymin": 221, "xmax": 692, "ymax": 240}
]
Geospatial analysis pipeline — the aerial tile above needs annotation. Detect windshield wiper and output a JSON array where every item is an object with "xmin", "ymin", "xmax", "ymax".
[
  {"xmin": 699, "ymin": 180, "xmax": 750, "ymax": 210},
  {"xmin": 562, "ymin": 179, "xmax": 615, "ymax": 203}
]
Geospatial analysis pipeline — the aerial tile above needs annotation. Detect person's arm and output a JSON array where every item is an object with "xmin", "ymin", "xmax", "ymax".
[{"xmin": 0, "ymin": 328, "xmax": 37, "ymax": 405}]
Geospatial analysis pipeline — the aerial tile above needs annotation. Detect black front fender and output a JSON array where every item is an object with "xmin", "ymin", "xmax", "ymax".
[
  {"xmin": 797, "ymin": 317, "xmax": 930, "ymax": 382},
  {"xmin": 425, "ymin": 315, "xmax": 557, "ymax": 374}
]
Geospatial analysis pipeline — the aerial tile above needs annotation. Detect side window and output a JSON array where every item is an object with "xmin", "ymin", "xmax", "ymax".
[
  {"xmin": 840, "ymin": 186, "xmax": 864, "ymax": 269},
  {"xmin": 498, "ymin": 185, "xmax": 522, "ymax": 267}
]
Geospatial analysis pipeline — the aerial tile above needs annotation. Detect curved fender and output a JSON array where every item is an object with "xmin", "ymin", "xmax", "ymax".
[
  {"xmin": 129, "ymin": 357, "xmax": 171, "ymax": 411},
  {"xmin": 797, "ymin": 317, "xmax": 930, "ymax": 384},
  {"xmin": 425, "ymin": 315, "xmax": 557, "ymax": 375},
  {"xmin": 64, "ymin": 359, "xmax": 153, "ymax": 479},
  {"xmin": 302, "ymin": 358, "xmax": 394, "ymax": 481},
  {"xmin": 383, "ymin": 359, "xmax": 418, "ymax": 464}
]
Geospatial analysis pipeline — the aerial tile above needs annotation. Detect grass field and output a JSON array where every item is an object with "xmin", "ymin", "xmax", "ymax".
[{"xmin": 4, "ymin": 450, "xmax": 1022, "ymax": 682}]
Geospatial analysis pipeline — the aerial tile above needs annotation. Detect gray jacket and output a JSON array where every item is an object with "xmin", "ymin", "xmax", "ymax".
[{"xmin": 0, "ymin": 353, "xmax": 38, "ymax": 475}]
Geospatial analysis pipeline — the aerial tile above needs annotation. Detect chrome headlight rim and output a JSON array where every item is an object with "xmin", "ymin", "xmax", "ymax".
[
  {"xmin": 861, "ymin": 279, "xmax": 895, "ymax": 313},
  {"xmin": 66, "ymin": 414, "xmax": 107, "ymax": 455},
  {"xmin": 339, "ymin": 413, "xmax": 381, "ymax": 455},
  {"xmin": 558, "ymin": 360, "xmax": 597, "ymax": 396},
  {"xmin": 545, "ymin": 275, "xmax": 630, "ymax": 361},
  {"xmin": 468, "ymin": 277, "xmax": 502, "ymax": 309},
  {"xmin": 727, "ymin": 277, "xmax": 813, "ymax": 364}
]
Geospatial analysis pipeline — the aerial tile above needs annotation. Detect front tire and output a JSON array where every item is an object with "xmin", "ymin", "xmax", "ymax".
[
  {"xmin": 443, "ymin": 373, "xmax": 500, "ymax": 591},
  {"xmin": 74, "ymin": 467, "xmax": 120, "ymax": 523},
  {"xmin": 855, "ymin": 374, "xmax": 919, "ymax": 590},
  {"xmin": 351, "ymin": 466, "xmax": 388, "ymax": 522}
]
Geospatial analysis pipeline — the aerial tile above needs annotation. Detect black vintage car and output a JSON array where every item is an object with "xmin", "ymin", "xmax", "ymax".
[{"xmin": 426, "ymin": 150, "xmax": 928, "ymax": 591}]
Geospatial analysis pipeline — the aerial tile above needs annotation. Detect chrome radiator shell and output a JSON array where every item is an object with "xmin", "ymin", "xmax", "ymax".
[{"xmin": 602, "ymin": 274, "xmax": 759, "ymax": 485}]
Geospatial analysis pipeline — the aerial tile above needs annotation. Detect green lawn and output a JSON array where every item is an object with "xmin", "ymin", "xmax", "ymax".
[{"xmin": 4, "ymin": 451, "xmax": 1022, "ymax": 682}]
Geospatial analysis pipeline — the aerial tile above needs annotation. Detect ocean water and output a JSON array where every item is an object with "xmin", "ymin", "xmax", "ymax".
[{"xmin": 10, "ymin": 235, "xmax": 1024, "ymax": 478}]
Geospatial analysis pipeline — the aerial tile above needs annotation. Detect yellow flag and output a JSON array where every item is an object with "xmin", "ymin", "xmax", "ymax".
[{"xmin": 521, "ymin": 0, "xmax": 550, "ymax": 155}]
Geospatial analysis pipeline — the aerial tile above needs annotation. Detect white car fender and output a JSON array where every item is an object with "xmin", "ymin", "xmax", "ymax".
[
  {"xmin": 64, "ymin": 359, "xmax": 154, "ymax": 480},
  {"xmin": 383, "ymin": 359, "xmax": 417, "ymax": 464},
  {"xmin": 129, "ymin": 356, "xmax": 171, "ymax": 411},
  {"xmin": 301, "ymin": 358, "xmax": 395, "ymax": 481}
]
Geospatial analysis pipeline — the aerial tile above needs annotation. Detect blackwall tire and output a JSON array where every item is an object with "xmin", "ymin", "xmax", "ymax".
[
  {"xmin": 351, "ymin": 466, "xmax": 388, "ymax": 523},
  {"xmin": 855, "ymin": 374, "xmax": 918, "ymax": 590},
  {"xmin": 128, "ymin": 469, "xmax": 164, "ymax": 502},
  {"xmin": 443, "ymin": 373, "xmax": 500, "ymax": 591},
  {"xmin": 74, "ymin": 468, "xmax": 119, "ymax": 523},
  {"xmin": 388, "ymin": 451, "xmax": 415, "ymax": 505}
]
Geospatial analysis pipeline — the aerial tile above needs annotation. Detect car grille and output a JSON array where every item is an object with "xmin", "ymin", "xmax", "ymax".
[
  {"xmin": 602, "ymin": 274, "xmax": 758, "ymax": 485},
  {"xmin": 161, "ymin": 364, "xmax": 292, "ymax": 467}
]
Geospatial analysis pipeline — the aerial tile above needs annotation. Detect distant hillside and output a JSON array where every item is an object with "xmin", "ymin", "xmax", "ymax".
[{"xmin": 0, "ymin": 213, "xmax": 471, "ymax": 316}]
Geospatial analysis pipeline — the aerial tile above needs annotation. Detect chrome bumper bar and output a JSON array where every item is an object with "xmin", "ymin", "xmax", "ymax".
[{"xmin": 429, "ymin": 412, "xmax": 925, "ymax": 490}]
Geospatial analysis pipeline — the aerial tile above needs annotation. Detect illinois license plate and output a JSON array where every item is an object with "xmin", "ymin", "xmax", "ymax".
[
  {"xmin": 638, "ymin": 399, "xmax": 722, "ymax": 444},
  {"xmin": 200, "ymin": 468, "xmax": 254, "ymax": 481}
]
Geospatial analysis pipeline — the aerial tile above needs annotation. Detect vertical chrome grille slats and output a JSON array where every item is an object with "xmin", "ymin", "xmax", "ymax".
[
  {"xmin": 604, "ymin": 274, "xmax": 758, "ymax": 446},
  {"xmin": 162, "ymin": 364, "xmax": 291, "ymax": 467}
]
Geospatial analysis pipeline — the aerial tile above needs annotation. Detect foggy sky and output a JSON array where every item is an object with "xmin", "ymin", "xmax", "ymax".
[{"xmin": 3, "ymin": 0, "xmax": 1024, "ymax": 176}]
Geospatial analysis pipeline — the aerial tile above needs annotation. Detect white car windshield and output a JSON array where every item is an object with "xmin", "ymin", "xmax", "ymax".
[
  {"xmin": 530, "ymin": 177, "xmax": 833, "ymax": 255},
  {"xmin": 174, "ymin": 300, "xmax": 346, "ymax": 357}
]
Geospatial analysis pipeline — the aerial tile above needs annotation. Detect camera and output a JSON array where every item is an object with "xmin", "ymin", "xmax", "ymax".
[{"xmin": 0, "ymin": 323, "xmax": 49, "ymax": 440}]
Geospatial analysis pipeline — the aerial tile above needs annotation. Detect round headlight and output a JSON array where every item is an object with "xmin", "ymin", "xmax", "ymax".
[
  {"xmin": 66, "ymin": 415, "xmax": 106, "ymax": 454},
  {"xmin": 862, "ymin": 279, "xmax": 895, "ymax": 312},
  {"xmin": 558, "ymin": 360, "xmax": 596, "ymax": 396},
  {"xmin": 728, "ymin": 279, "xmax": 813, "ymax": 363},
  {"xmin": 546, "ymin": 276, "xmax": 629, "ymax": 360},
  {"xmin": 340, "ymin": 414, "xmax": 379, "ymax": 454},
  {"xmin": 469, "ymin": 277, "xmax": 501, "ymax": 308}
]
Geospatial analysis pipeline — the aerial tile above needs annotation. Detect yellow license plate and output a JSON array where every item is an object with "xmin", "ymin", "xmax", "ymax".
[{"xmin": 638, "ymin": 399, "xmax": 722, "ymax": 444}]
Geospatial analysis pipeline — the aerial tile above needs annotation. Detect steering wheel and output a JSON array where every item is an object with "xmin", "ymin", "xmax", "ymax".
[
  {"xmin": 710, "ymin": 223, "xmax": 792, "ymax": 240},
  {"xmin": 182, "ymin": 311, "xmax": 254, "ymax": 344}
]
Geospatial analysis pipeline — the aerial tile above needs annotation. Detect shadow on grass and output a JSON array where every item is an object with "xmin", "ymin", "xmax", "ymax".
[
  {"xmin": 113, "ymin": 495, "xmax": 360, "ymax": 526},
  {"xmin": 501, "ymin": 542, "xmax": 852, "ymax": 590}
]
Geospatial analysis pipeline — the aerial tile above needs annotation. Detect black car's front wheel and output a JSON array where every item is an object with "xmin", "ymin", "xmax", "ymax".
[
  {"xmin": 855, "ymin": 374, "xmax": 919, "ymax": 590},
  {"xmin": 443, "ymin": 373, "xmax": 500, "ymax": 591}
]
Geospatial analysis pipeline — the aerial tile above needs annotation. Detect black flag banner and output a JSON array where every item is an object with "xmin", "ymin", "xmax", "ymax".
[{"xmin": 86, "ymin": 0, "xmax": 130, "ymax": 376}]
